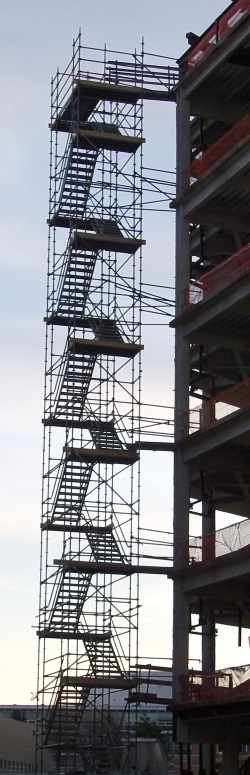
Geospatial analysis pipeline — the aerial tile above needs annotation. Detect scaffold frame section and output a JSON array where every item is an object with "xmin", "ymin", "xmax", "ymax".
[{"xmin": 36, "ymin": 32, "xmax": 176, "ymax": 775}]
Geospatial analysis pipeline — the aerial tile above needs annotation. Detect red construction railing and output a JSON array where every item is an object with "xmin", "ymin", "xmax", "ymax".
[
  {"xmin": 185, "ymin": 111, "xmax": 250, "ymax": 186},
  {"xmin": 183, "ymin": 242, "xmax": 250, "ymax": 311},
  {"xmin": 183, "ymin": 518, "xmax": 250, "ymax": 565},
  {"xmin": 186, "ymin": 0, "xmax": 250, "ymax": 70},
  {"xmin": 180, "ymin": 664, "xmax": 250, "ymax": 702},
  {"xmin": 184, "ymin": 377, "xmax": 250, "ymax": 436}
]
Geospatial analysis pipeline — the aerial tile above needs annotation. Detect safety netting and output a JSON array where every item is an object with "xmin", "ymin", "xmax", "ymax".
[
  {"xmin": 185, "ymin": 111, "xmax": 250, "ymax": 187},
  {"xmin": 184, "ymin": 378, "xmax": 250, "ymax": 436},
  {"xmin": 183, "ymin": 243, "xmax": 250, "ymax": 311},
  {"xmin": 180, "ymin": 664, "xmax": 250, "ymax": 702},
  {"xmin": 184, "ymin": 518, "xmax": 250, "ymax": 564},
  {"xmin": 186, "ymin": 0, "xmax": 250, "ymax": 71}
]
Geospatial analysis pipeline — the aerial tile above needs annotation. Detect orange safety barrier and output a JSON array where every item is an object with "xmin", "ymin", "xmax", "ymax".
[
  {"xmin": 184, "ymin": 517, "xmax": 250, "ymax": 565},
  {"xmin": 186, "ymin": 0, "xmax": 250, "ymax": 70},
  {"xmin": 220, "ymin": 0, "xmax": 250, "ymax": 39},
  {"xmin": 187, "ymin": 25, "xmax": 219, "ymax": 70},
  {"xmin": 185, "ymin": 111, "xmax": 250, "ymax": 185},
  {"xmin": 184, "ymin": 242, "xmax": 250, "ymax": 310},
  {"xmin": 180, "ymin": 665, "xmax": 250, "ymax": 702},
  {"xmin": 184, "ymin": 377, "xmax": 250, "ymax": 438}
]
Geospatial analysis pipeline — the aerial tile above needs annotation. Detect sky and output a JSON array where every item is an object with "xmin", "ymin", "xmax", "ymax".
[{"xmin": 0, "ymin": 0, "xmax": 243, "ymax": 705}]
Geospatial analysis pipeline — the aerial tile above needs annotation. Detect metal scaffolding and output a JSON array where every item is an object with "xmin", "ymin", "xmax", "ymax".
[{"xmin": 36, "ymin": 32, "xmax": 177, "ymax": 775}]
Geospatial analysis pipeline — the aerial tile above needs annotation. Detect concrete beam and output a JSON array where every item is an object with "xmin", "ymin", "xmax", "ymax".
[
  {"xmin": 187, "ymin": 330, "xmax": 250, "ymax": 351},
  {"xmin": 181, "ymin": 410, "xmax": 250, "ymax": 466},
  {"xmin": 189, "ymin": 207, "xmax": 250, "ymax": 232},
  {"xmin": 176, "ymin": 716, "xmax": 228, "ymax": 743},
  {"xmin": 190, "ymin": 96, "xmax": 247, "ymax": 123},
  {"xmin": 180, "ymin": 551, "xmax": 250, "ymax": 594},
  {"xmin": 178, "ymin": 277, "xmax": 250, "ymax": 346},
  {"xmin": 174, "ymin": 141, "xmax": 250, "ymax": 221}
]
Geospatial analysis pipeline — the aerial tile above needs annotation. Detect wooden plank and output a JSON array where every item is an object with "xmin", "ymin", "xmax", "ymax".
[
  {"xmin": 76, "ymin": 128, "xmax": 145, "ymax": 153},
  {"xmin": 54, "ymin": 558, "xmax": 172, "ymax": 575},
  {"xmin": 127, "ymin": 692, "xmax": 171, "ymax": 704},
  {"xmin": 62, "ymin": 675, "xmax": 137, "ymax": 689},
  {"xmin": 63, "ymin": 445, "xmax": 139, "ymax": 466},
  {"xmin": 68, "ymin": 336, "xmax": 143, "ymax": 358}
]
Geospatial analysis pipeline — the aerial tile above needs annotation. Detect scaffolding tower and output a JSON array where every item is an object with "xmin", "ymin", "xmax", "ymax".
[{"xmin": 36, "ymin": 33, "xmax": 177, "ymax": 775}]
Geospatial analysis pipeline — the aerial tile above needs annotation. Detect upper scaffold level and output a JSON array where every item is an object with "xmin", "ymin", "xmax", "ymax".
[{"xmin": 51, "ymin": 77, "xmax": 176, "ymax": 132}]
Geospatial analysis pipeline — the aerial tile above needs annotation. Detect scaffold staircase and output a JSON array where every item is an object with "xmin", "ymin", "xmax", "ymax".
[
  {"xmin": 43, "ymin": 680, "xmax": 90, "ymax": 748},
  {"xmin": 82, "ymin": 735, "xmax": 118, "ymax": 775},
  {"xmin": 86, "ymin": 527, "xmax": 125, "ymax": 562},
  {"xmin": 84, "ymin": 637, "xmax": 122, "ymax": 677},
  {"xmin": 53, "ymin": 137, "xmax": 98, "ymax": 226},
  {"xmin": 54, "ymin": 246, "xmax": 97, "ymax": 318},
  {"xmin": 52, "ymin": 349, "xmax": 96, "ymax": 421},
  {"xmin": 50, "ymin": 458, "xmax": 94, "ymax": 525},
  {"xmin": 46, "ymin": 568, "xmax": 92, "ymax": 633},
  {"xmin": 89, "ymin": 420, "xmax": 124, "ymax": 450}
]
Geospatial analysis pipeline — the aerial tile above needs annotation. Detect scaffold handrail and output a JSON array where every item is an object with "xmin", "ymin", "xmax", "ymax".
[{"xmin": 51, "ymin": 44, "xmax": 178, "ymax": 124}]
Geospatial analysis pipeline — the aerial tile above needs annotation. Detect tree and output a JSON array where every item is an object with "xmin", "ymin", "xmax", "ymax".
[{"xmin": 136, "ymin": 715, "xmax": 163, "ymax": 740}]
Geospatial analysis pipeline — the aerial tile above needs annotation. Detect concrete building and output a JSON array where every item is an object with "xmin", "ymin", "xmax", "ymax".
[{"xmin": 171, "ymin": 1, "xmax": 250, "ymax": 774}]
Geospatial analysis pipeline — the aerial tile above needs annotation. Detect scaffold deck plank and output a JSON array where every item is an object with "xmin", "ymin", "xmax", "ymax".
[
  {"xmin": 62, "ymin": 674, "xmax": 137, "ymax": 689},
  {"xmin": 64, "ymin": 445, "xmax": 139, "ymax": 465},
  {"xmin": 51, "ymin": 79, "xmax": 175, "ymax": 132},
  {"xmin": 54, "ymin": 558, "xmax": 171, "ymax": 575},
  {"xmin": 68, "ymin": 336, "xmax": 143, "ymax": 358}
]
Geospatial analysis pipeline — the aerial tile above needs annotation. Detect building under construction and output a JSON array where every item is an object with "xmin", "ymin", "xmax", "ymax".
[
  {"xmin": 172, "ymin": 1, "xmax": 250, "ymax": 774},
  {"xmin": 36, "ymin": 35, "xmax": 176, "ymax": 775}
]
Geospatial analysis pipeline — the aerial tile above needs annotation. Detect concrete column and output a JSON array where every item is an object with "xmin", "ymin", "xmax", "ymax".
[
  {"xmin": 221, "ymin": 722, "xmax": 239, "ymax": 775},
  {"xmin": 202, "ymin": 504, "xmax": 216, "ymax": 775},
  {"xmin": 202, "ymin": 503, "xmax": 215, "ymax": 673},
  {"xmin": 173, "ymin": 88, "xmax": 191, "ymax": 708}
]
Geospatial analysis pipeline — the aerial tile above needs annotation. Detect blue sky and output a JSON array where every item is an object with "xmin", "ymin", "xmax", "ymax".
[{"xmin": 1, "ymin": 0, "xmax": 242, "ymax": 704}]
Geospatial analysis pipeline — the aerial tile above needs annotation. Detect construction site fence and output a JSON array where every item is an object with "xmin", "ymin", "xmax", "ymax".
[
  {"xmin": 183, "ymin": 242, "xmax": 250, "ymax": 311},
  {"xmin": 183, "ymin": 377, "xmax": 250, "ymax": 436},
  {"xmin": 185, "ymin": 110, "xmax": 250, "ymax": 186},
  {"xmin": 186, "ymin": 0, "xmax": 250, "ymax": 70},
  {"xmin": 183, "ymin": 518, "xmax": 250, "ymax": 564},
  {"xmin": 180, "ymin": 664, "xmax": 250, "ymax": 702}
]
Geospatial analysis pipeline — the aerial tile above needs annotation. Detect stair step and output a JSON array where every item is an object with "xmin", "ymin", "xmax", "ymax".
[
  {"xmin": 55, "ymin": 142, "xmax": 98, "ymax": 222},
  {"xmin": 48, "ymin": 570, "xmax": 92, "ymax": 629},
  {"xmin": 55, "ymin": 249, "xmax": 97, "ymax": 317},
  {"xmin": 84, "ymin": 639, "xmax": 122, "ymax": 676},
  {"xmin": 51, "ymin": 460, "xmax": 93, "ymax": 521},
  {"xmin": 87, "ymin": 529, "xmax": 125, "ymax": 562},
  {"xmin": 43, "ymin": 683, "xmax": 90, "ymax": 746},
  {"xmin": 52, "ymin": 351, "xmax": 96, "ymax": 420}
]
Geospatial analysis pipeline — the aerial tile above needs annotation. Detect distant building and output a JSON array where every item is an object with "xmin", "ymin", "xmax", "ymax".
[{"xmin": 0, "ymin": 718, "xmax": 54, "ymax": 775}]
